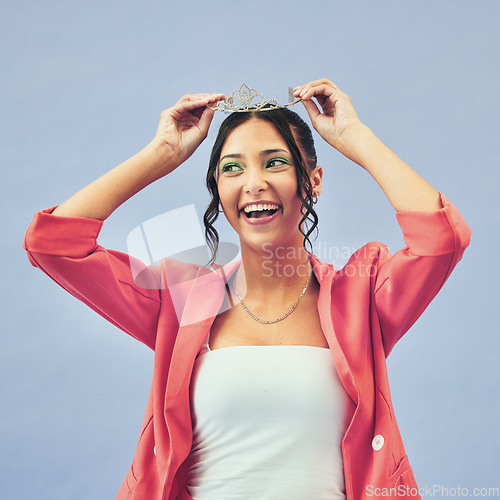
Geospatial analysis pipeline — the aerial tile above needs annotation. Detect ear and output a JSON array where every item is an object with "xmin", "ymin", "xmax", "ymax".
[{"xmin": 310, "ymin": 165, "xmax": 323, "ymax": 196}]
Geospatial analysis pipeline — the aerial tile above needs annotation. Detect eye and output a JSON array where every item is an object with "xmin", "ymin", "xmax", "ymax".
[
  {"xmin": 266, "ymin": 158, "xmax": 291, "ymax": 169},
  {"xmin": 220, "ymin": 162, "xmax": 244, "ymax": 174}
]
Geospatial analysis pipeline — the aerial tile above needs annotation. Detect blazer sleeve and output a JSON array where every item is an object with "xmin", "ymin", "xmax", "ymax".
[
  {"xmin": 374, "ymin": 192, "xmax": 471, "ymax": 357},
  {"xmin": 23, "ymin": 207, "xmax": 163, "ymax": 350}
]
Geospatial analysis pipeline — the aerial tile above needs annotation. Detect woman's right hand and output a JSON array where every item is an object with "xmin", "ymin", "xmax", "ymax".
[
  {"xmin": 51, "ymin": 92, "xmax": 225, "ymax": 220},
  {"xmin": 151, "ymin": 93, "xmax": 225, "ymax": 170}
]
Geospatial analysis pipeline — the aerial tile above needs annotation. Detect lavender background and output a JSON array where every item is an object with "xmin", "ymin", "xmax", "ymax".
[{"xmin": 2, "ymin": 0, "xmax": 499, "ymax": 498}]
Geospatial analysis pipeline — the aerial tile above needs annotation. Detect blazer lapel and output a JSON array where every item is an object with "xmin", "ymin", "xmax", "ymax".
[
  {"xmin": 310, "ymin": 254, "xmax": 359, "ymax": 406},
  {"xmin": 166, "ymin": 257, "xmax": 242, "ymax": 402},
  {"xmin": 163, "ymin": 259, "xmax": 242, "ymax": 472}
]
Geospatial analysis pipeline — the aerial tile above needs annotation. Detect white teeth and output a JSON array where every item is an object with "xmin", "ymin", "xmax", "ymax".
[{"xmin": 243, "ymin": 203, "xmax": 280, "ymax": 213}]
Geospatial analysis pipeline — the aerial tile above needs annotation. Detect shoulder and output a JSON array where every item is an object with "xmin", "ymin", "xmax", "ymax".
[
  {"xmin": 333, "ymin": 241, "xmax": 391, "ymax": 281},
  {"xmin": 350, "ymin": 241, "xmax": 390, "ymax": 262},
  {"xmin": 160, "ymin": 258, "xmax": 209, "ymax": 282},
  {"xmin": 131, "ymin": 258, "xmax": 207, "ymax": 291}
]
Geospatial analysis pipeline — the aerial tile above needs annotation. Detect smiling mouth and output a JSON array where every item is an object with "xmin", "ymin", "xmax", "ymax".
[{"xmin": 242, "ymin": 203, "xmax": 281, "ymax": 218}]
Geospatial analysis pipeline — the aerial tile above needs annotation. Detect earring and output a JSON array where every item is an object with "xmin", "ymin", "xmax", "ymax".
[
  {"xmin": 312, "ymin": 195, "xmax": 318, "ymax": 204},
  {"xmin": 218, "ymin": 204, "xmax": 224, "ymax": 213}
]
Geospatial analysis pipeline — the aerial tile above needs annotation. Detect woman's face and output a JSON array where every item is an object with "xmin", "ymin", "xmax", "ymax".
[{"xmin": 216, "ymin": 117, "xmax": 322, "ymax": 255}]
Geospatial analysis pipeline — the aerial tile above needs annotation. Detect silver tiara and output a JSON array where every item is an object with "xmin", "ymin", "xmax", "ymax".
[{"xmin": 207, "ymin": 83, "xmax": 301, "ymax": 113}]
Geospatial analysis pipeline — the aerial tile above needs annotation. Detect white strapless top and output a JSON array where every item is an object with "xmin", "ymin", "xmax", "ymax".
[{"xmin": 186, "ymin": 336, "xmax": 349, "ymax": 500}]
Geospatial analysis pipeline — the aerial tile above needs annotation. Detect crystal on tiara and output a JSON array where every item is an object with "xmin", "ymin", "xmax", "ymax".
[{"xmin": 208, "ymin": 83, "xmax": 301, "ymax": 113}]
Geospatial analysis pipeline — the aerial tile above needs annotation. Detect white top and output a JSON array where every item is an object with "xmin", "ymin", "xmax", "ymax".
[{"xmin": 186, "ymin": 336, "xmax": 349, "ymax": 500}]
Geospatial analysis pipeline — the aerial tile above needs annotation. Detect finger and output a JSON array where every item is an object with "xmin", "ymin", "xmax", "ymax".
[
  {"xmin": 198, "ymin": 106, "xmax": 216, "ymax": 134},
  {"xmin": 206, "ymin": 94, "xmax": 225, "ymax": 105},
  {"xmin": 174, "ymin": 94, "xmax": 224, "ymax": 114},
  {"xmin": 294, "ymin": 77, "xmax": 338, "ymax": 94},
  {"xmin": 294, "ymin": 82, "xmax": 340, "ymax": 104},
  {"xmin": 179, "ymin": 93, "xmax": 224, "ymax": 103},
  {"xmin": 174, "ymin": 93, "xmax": 224, "ymax": 109},
  {"xmin": 300, "ymin": 98, "xmax": 321, "ymax": 124},
  {"xmin": 299, "ymin": 83, "xmax": 337, "ymax": 101},
  {"xmin": 293, "ymin": 84, "xmax": 304, "ymax": 94}
]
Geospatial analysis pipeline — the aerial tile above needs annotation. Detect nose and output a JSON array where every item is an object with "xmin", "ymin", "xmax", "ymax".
[{"xmin": 244, "ymin": 167, "xmax": 267, "ymax": 195}]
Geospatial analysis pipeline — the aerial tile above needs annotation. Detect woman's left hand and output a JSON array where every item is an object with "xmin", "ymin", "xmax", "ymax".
[
  {"xmin": 295, "ymin": 78, "xmax": 443, "ymax": 212},
  {"xmin": 294, "ymin": 78, "xmax": 363, "ymax": 154}
]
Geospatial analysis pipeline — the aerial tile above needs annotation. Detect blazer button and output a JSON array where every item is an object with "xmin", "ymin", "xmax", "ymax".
[{"xmin": 372, "ymin": 434, "xmax": 384, "ymax": 451}]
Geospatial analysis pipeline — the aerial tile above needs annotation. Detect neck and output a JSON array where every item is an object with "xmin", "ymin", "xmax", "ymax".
[{"xmin": 233, "ymin": 242, "xmax": 313, "ymax": 301}]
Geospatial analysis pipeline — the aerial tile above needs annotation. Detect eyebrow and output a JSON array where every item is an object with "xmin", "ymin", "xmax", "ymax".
[{"xmin": 219, "ymin": 148, "xmax": 290, "ymax": 163}]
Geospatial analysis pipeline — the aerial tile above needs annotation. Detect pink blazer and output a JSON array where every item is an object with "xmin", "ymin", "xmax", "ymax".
[{"xmin": 23, "ymin": 192, "xmax": 471, "ymax": 499}]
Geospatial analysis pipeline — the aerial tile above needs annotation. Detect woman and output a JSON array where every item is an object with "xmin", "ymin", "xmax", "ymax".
[{"xmin": 24, "ymin": 78, "xmax": 471, "ymax": 499}]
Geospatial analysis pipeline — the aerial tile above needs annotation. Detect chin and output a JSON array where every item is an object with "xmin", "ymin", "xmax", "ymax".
[{"xmin": 240, "ymin": 232, "xmax": 303, "ymax": 256}]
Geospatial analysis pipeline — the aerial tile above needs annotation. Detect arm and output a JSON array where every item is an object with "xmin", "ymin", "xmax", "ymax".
[
  {"xmin": 295, "ymin": 78, "xmax": 471, "ymax": 354},
  {"xmin": 24, "ymin": 93, "xmax": 224, "ymax": 348},
  {"xmin": 374, "ymin": 192, "xmax": 471, "ymax": 355},
  {"xmin": 24, "ymin": 209, "xmax": 163, "ymax": 349},
  {"xmin": 53, "ymin": 93, "xmax": 224, "ymax": 219},
  {"xmin": 294, "ymin": 78, "xmax": 441, "ymax": 212}
]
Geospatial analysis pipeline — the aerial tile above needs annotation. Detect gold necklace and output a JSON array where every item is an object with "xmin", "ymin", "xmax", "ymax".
[{"xmin": 232, "ymin": 266, "xmax": 313, "ymax": 325}]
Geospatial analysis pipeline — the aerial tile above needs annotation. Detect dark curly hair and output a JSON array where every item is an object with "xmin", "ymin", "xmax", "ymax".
[{"xmin": 203, "ymin": 107, "xmax": 319, "ymax": 265}]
